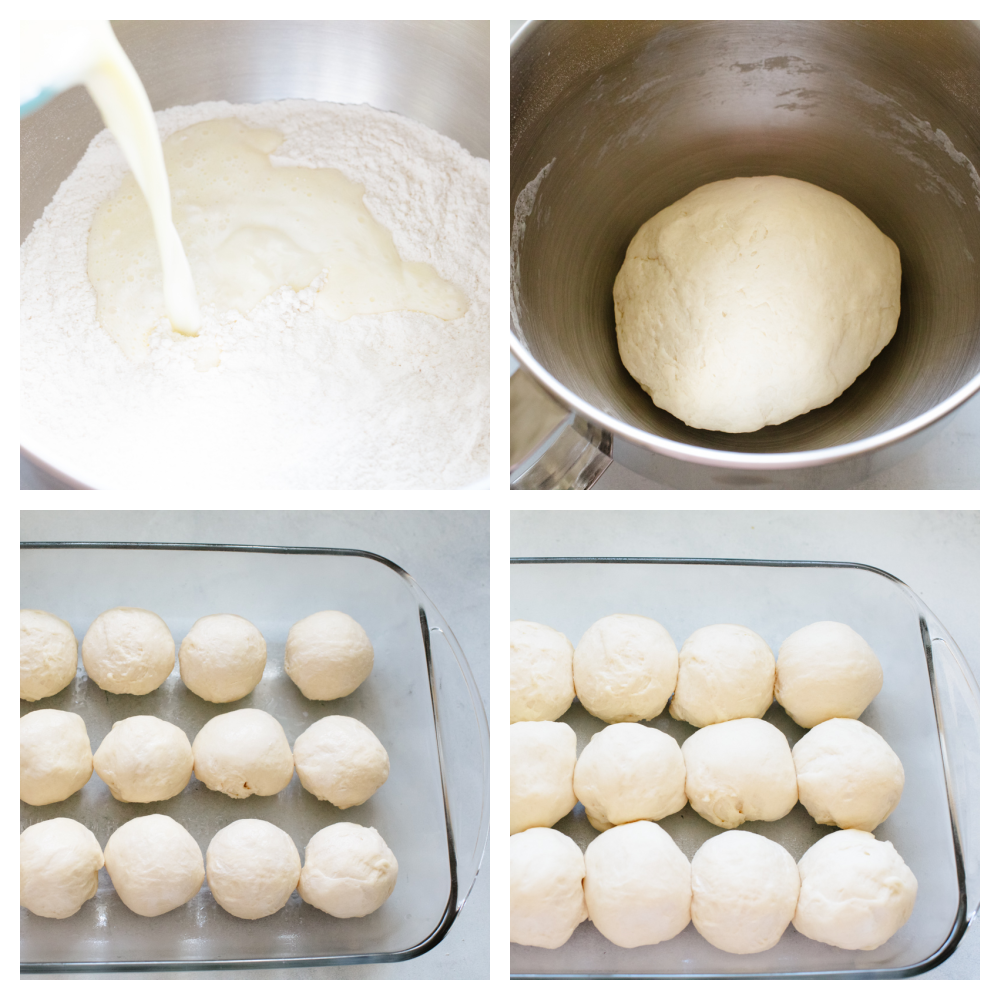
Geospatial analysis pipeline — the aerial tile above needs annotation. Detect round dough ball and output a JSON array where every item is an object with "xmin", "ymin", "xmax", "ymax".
[
  {"xmin": 683, "ymin": 717, "xmax": 797, "ymax": 829},
  {"xmin": 206, "ymin": 819, "xmax": 301, "ymax": 919},
  {"xmin": 573, "ymin": 614, "xmax": 678, "ymax": 723},
  {"xmin": 104, "ymin": 814, "xmax": 204, "ymax": 917},
  {"xmin": 193, "ymin": 708, "xmax": 293, "ymax": 799},
  {"xmin": 21, "ymin": 818, "xmax": 104, "ymax": 919},
  {"xmin": 21, "ymin": 609, "xmax": 78, "ymax": 702},
  {"xmin": 670, "ymin": 624, "xmax": 775, "ymax": 728},
  {"xmin": 573, "ymin": 723, "xmax": 686, "ymax": 832},
  {"xmin": 93, "ymin": 715, "xmax": 194, "ymax": 802},
  {"xmin": 510, "ymin": 720, "xmax": 577, "ymax": 834},
  {"xmin": 691, "ymin": 830, "xmax": 800, "ymax": 954},
  {"xmin": 285, "ymin": 611, "xmax": 373, "ymax": 701},
  {"xmin": 613, "ymin": 175, "xmax": 901, "ymax": 433},
  {"xmin": 776, "ymin": 621, "xmax": 883, "ymax": 728},
  {"xmin": 510, "ymin": 620, "xmax": 575, "ymax": 723},
  {"xmin": 293, "ymin": 715, "xmax": 389, "ymax": 808},
  {"xmin": 298, "ymin": 822, "xmax": 398, "ymax": 918},
  {"xmin": 82, "ymin": 607, "xmax": 175, "ymax": 696},
  {"xmin": 20, "ymin": 709, "xmax": 93, "ymax": 806},
  {"xmin": 179, "ymin": 613, "xmax": 267, "ymax": 703},
  {"xmin": 793, "ymin": 829, "xmax": 917, "ymax": 950},
  {"xmin": 584, "ymin": 821, "xmax": 691, "ymax": 948},
  {"xmin": 793, "ymin": 718, "xmax": 904, "ymax": 832},
  {"xmin": 510, "ymin": 827, "xmax": 587, "ymax": 948}
]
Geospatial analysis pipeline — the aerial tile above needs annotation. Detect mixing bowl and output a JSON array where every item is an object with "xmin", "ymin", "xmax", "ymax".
[{"xmin": 510, "ymin": 21, "xmax": 979, "ymax": 489}]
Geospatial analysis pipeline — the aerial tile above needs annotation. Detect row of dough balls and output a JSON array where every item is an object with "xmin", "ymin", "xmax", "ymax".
[
  {"xmin": 511, "ymin": 617, "xmax": 883, "ymax": 729},
  {"xmin": 511, "ymin": 716, "xmax": 904, "ymax": 834},
  {"xmin": 21, "ymin": 708, "xmax": 389, "ymax": 809},
  {"xmin": 21, "ymin": 608, "xmax": 373, "ymax": 703},
  {"xmin": 21, "ymin": 815, "xmax": 397, "ymax": 921},
  {"xmin": 511, "ymin": 823, "xmax": 917, "ymax": 953}
]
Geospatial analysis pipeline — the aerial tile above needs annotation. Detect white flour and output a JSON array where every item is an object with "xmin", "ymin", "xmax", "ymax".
[{"xmin": 21, "ymin": 100, "xmax": 489, "ymax": 489}]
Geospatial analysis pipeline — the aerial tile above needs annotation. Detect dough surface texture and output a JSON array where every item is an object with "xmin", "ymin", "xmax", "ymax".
[
  {"xmin": 179, "ymin": 613, "xmax": 267, "ymax": 703},
  {"xmin": 613, "ymin": 175, "xmax": 901, "ymax": 433},
  {"xmin": 573, "ymin": 722, "xmax": 686, "ymax": 832},
  {"xmin": 93, "ymin": 715, "xmax": 194, "ymax": 802},
  {"xmin": 293, "ymin": 715, "xmax": 389, "ymax": 808},
  {"xmin": 20, "ymin": 817, "xmax": 104, "ymax": 919},
  {"xmin": 206, "ymin": 819, "xmax": 301, "ymax": 919},
  {"xmin": 776, "ymin": 621, "xmax": 882, "ymax": 728},
  {"xmin": 510, "ymin": 620, "xmax": 575, "ymax": 723},
  {"xmin": 285, "ymin": 610, "xmax": 374, "ymax": 701},
  {"xmin": 193, "ymin": 708, "xmax": 293, "ymax": 799},
  {"xmin": 82, "ymin": 607, "xmax": 176, "ymax": 696},
  {"xmin": 20, "ymin": 709, "xmax": 93, "ymax": 806},
  {"xmin": 691, "ymin": 830, "xmax": 800, "ymax": 954},
  {"xmin": 20, "ymin": 609, "xmax": 78, "ymax": 702},
  {"xmin": 793, "ymin": 829, "xmax": 917, "ymax": 950},
  {"xmin": 573, "ymin": 614, "xmax": 678, "ymax": 723},
  {"xmin": 298, "ymin": 822, "xmax": 398, "ymax": 918},
  {"xmin": 510, "ymin": 720, "xmax": 578, "ymax": 834}
]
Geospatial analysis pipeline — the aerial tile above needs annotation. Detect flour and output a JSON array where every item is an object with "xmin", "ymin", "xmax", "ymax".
[{"xmin": 21, "ymin": 100, "xmax": 489, "ymax": 489}]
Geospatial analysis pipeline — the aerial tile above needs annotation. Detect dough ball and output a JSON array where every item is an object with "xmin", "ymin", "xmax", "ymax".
[
  {"xmin": 510, "ymin": 620, "xmax": 575, "ymax": 723},
  {"xmin": 293, "ymin": 715, "xmax": 389, "ymax": 808},
  {"xmin": 510, "ymin": 720, "xmax": 577, "ymax": 834},
  {"xmin": 573, "ymin": 614, "xmax": 678, "ymax": 723},
  {"xmin": 20, "ymin": 709, "xmax": 93, "ymax": 806},
  {"xmin": 776, "ymin": 621, "xmax": 883, "ymax": 728},
  {"xmin": 683, "ymin": 718, "xmax": 797, "ymax": 829},
  {"xmin": 691, "ymin": 830, "xmax": 800, "ymax": 954},
  {"xmin": 20, "ymin": 817, "xmax": 104, "ymax": 919},
  {"xmin": 193, "ymin": 708, "xmax": 293, "ymax": 799},
  {"xmin": 21, "ymin": 609, "xmax": 78, "ymax": 702},
  {"xmin": 670, "ymin": 624, "xmax": 775, "ymax": 728},
  {"xmin": 104, "ymin": 814, "xmax": 204, "ymax": 917},
  {"xmin": 298, "ymin": 822, "xmax": 398, "ymax": 918},
  {"xmin": 206, "ymin": 819, "xmax": 301, "ymax": 919},
  {"xmin": 793, "ymin": 718, "xmax": 904, "ymax": 832},
  {"xmin": 510, "ymin": 827, "xmax": 587, "ymax": 948},
  {"xmin": 614, "ymin": 175, "xmax": 901, "ymax": 433},
  {"xmin": 573, "ymin": 722, "xmax": 686, "ymax": 832},
  {"xmin": 793, "ymin": 829, "xmax": 917, "ymax": 950},
  {"xmin": 179, "ymin": 613, "xmax": 267, "ymax": 703},
  {"xmin": 284, "ymin": 610, "xmax": 373, "ymax": 701},
  {"xmin": 82, "ymin": 607, "xmax": 175, "ymax": 696},
  {"xmin": 93, "ymin": 715, "xmax": 194, "ymax": 802},
  {"xmin": 584, "ymin": 820, "xmax": 691, "ymax": 948}
]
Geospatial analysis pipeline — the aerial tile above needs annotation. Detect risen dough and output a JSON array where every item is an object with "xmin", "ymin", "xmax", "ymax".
[
  {"xmin": 20, "ymin": 709, "xmax": 93, "ymax": 805},
  {"xmin": 510, "ymin": 620, "xmax": 575, "ymax": 723},
  {"xmin": 510, "ymin": 720, "xmax": 577, "ymax": 834},
  {"xmin": 614, "ymin": 175, "xmax": 901, "ymax": 433},
  {"xmin": 293, "ymin": 715, "xmax": 389, "ymax": 808},
  {"xmin": 20, "ymin": 609, "xmax": 78, "ymax": 702},
  {"xmin": 193, "ymin": 708, "xmax": 293, "ymax": 799},
  {"xmin": 82, "ymin": 607, "xmax": 175, "ymax": 696},
  {"xmin": 284, "ymin": 610, "xmax": 374, "ymax": 701},
  {"xmin": 20, "ymin": 817, "xmax": 104, "ymax": 919},
  {"xmin": 93, "ymin": 715, "xmax": 194, "ymax": 802},
  {"xmin": 179, "ymin": 613, "xmax": 267, "ymax": 703}
]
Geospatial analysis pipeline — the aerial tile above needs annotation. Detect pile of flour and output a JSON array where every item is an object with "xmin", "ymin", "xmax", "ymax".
[{"xmin": 21, "ymin": 100, "xmax": 489, "ymax": 489}]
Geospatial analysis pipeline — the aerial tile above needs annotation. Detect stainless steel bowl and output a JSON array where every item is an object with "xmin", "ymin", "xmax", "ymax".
[{"xmin": 510, "ymin": 21, "xmax": 979, "ymax": 488}]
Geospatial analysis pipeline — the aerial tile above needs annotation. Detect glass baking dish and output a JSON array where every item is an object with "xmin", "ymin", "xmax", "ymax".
[
  {"xmin": 21, "ymin": 541, "xmax": 489, "ymax": 974},
  {"xmin": 510, "ymin": 557, "xmax": 978, "ymax": 979}
]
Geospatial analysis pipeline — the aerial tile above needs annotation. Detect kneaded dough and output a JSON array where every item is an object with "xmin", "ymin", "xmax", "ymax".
[
  {"xmin": 670, "ymin": 624, "xmax": 775, "ymax": 728},
  {"xmin": 683, "ymin": 717, "xmax": 797, "ymax": 829},
  {"xmin": 573, "ymin": 614, "xmax": 678, "ymax": 723},
  {"xmin": 21, "ymin": 817, "xmax": 104, "ymax": 919},
  {"xmin": 193, "ymin": 708, "xmax": 293, "ymax": 799},
  {"xmin": 293, "ymin": 715, "xmax": 389, "ymax": 808},
  {"xmin": 510, "ymin": 620, "xmax": 575, "ymax": 723},
  {"xmin": 206, "ymin": 819, "xmax": 301, "ymax": 919},
  {"xmin": 93, "ymin": 715, "xmax": 194, "ymax": 802},
  {"xmin": 179, "ymin": 613, "xmax": 267, "ymax": 703},
  {"xmin": 691, "ymin": 830, "xmax": 800, "ymax": 954},
  {"xmin": 793, "ymin": 829, "xmax": 917, "ymax": 950},
  {"xmin": 573, "ymin": 722, "xmax": 686, "ymax": 832},
  {"xmin": 510, "ymin": 827, "xmax": 587, "ymax": 948},
  {"xmin": 298, "ymin": 822, "xmax": 398, "ymax": 918},
  {"xmin": 584, "ymin": 820, "xmax": 691, "ymax": 948},
  {"xmin": 21, "ymin": 609, "xmax": 78, "ymax": 702},
  {"xmin": 284, "ymin": 610, "xmax": 374, "ymax": 701},
  {"xmin": 510, "ymin": 720, "xmax": 578, "ymax": 834},
  {"xmin": 614, "ymin": 175, "xmax": 901, "ymax": 433},
  {"xmin": 82, "ymin": 607, "xmax": 176, "ymax": 696},
  {"xmin": 20, "ymin": 709, "xmax": 93, "ymax": 806},
  {"xmin": 776, "ymin": 621, "xmax": 883, "ymax": 728},
  {"xmin": 793, "ymin": 718, "xmax": 904, "ymax": 831}
]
